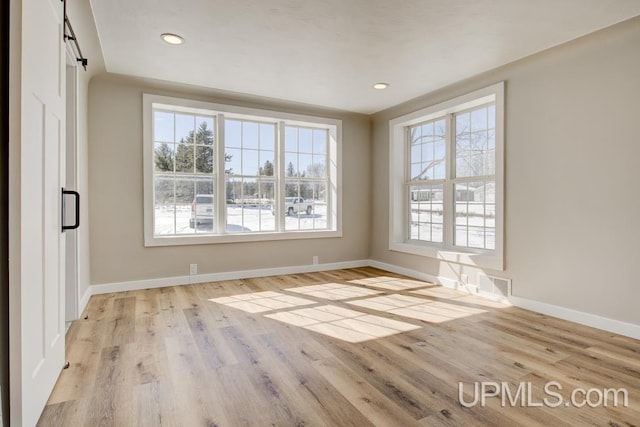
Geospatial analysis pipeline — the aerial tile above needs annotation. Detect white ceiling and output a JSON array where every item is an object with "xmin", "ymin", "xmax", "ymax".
[{"xmin": 90, "ymin": 0, "xmax": 640, "ymax": 114}]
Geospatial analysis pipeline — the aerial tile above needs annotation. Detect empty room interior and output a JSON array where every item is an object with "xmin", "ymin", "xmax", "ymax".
[{"xmin": 4, "ymin": 1, "xmax": 640, "ymax": 426}]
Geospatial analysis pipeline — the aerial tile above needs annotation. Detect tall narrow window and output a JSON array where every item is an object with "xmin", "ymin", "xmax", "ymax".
[
  {"xmin": 389, "ymin": 83, "xmax": 504, "ymax": 270},
  {"xmin": 153, "ymin": 111, "xmax": 216, "ymax": 236},
  {"xmin": 407, "ymin": 118, "xmax": 446, "ymax": 243},
  {"xmin": 225, "ymin": 119, "xmax": 276, "ymax": 233},
  {"xmin": 284, "ymin": 126, "xmax": 329, "ymax": 231},
  {"xmin": 453, "ymin": 104, "xmax": 496, "ymax": 250}
]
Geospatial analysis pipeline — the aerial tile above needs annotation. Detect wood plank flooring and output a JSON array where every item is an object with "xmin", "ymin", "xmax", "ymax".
[{"xmin": 38, "ymin": 268, "xmax": 640, "ymax": 426}]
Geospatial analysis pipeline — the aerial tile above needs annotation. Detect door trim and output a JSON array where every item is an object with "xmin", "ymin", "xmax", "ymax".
[{"xmin": 64, "ymin": 47, "xmax": 79, "ymax": 323}]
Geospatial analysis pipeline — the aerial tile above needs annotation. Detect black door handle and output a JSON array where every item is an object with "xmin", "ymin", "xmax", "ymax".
[{"xmin": 62, "ymin": 188, "xmax": 80, "ymax": 231}]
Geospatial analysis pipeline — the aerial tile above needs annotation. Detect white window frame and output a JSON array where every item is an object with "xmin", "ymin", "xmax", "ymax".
[
  {"xmin": 143, "ymin": 94, "xmax": 342, "ymax": 247},
  {"xmin": 388, "ymin": 82, "xmax": 505, "ymax": 270}
]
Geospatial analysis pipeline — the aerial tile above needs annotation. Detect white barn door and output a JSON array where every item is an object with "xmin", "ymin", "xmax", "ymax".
[{"xmin": 10, "ymin": 0, "xmax": 66, "ymax": 424}]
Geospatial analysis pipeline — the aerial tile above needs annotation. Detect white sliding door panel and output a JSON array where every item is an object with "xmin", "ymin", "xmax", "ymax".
[{"xmin": 11, "ymin": 0, "xmax": 67, "ymax": 424}]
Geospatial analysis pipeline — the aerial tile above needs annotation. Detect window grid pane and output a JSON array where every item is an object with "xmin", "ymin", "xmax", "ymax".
[
  {"xmin": 408, "ymin": 118, "xmax": 446, "ymax": 182},
  {"xmin": 408, "ymin": 184, "xmax": 444, "ymax": 243},
  {"xmin": 455, "ymin": 104, "xmax": 495, "ymax": 179},
  {"xmin": 225, "ymin": 178, "xmax": 275, "ymax": 233},
  {"xmin": 453, "ymin": 181, "xmax": 495, "ymax": 250}
]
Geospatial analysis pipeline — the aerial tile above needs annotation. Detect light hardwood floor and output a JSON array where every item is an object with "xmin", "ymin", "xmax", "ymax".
[{"xmin": 38, "ymin": 268, "xmax": 640, "ymax": 426}]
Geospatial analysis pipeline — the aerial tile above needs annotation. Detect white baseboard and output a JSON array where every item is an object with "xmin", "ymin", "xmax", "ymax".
[
  {"xmin": 509, "ymin": 296, "xmax": 640, "ymax": 340},
  {"xmin": 84, "ymin": 258, "xmax": 640, "ymax": 340},
  {"xmin": 90, "ymin": 259, "xmax": 370, "ymax": 296},
  {"xmin": 367, "ymin": 260, "xmax": 639, "ymax": 340},
  {"xmin": 78, "ymin": 286, "xmax": 93, "ymax": 317},
  {"xmin": 91, "ymin": 274, "xmax": 191, "ymax": 295},
  {"xmin": 367, "ymin": 259, "xmax": 460, "ymax": 289}
]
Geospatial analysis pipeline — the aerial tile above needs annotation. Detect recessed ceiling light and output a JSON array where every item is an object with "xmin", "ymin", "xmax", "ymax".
[
  {"xmin": 161, "ymin": 33, "xmax": 184, "ymax": 45},
  {"xmin": 373, "ymin": 82, "xmax": 389, "ymax": 90}
]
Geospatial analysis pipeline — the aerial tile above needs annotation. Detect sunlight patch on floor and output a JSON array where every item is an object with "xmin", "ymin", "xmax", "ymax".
[
  {"xmin": 410, "ymin": 288, "xmax": 512, "ymax": 308},
  {"xmin": 347, "ymin": 294, "xmax": 486, "ymax": 323},
  {"xmin": 447, "ymin": 294, "xmax": 510, "ymax": 308},
  {"xmin": 410, "ymin": 286, "xmax": 469, "ymax": 299},
  {"xmin": 209, "ymin": 291, "xmax": 316, "ymax": 313},
  {"xmin": 348, "ymin": 276, "xmax": 429, "ymax": 291},
  {"xmin": 265, "ymin": 305, "xmax": 420, "ymax": 343},
  {"xmin": 285, "ymin": 283, "xmax": 382, "ymax": 300},
  {"xmin": 208, "ymin": 279, "xmax": 494, "ymax": 343}
]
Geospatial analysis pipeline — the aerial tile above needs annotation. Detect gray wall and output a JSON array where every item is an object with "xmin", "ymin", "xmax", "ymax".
[
  {"xmin": 371, "ymin": 16, "xmax": 640, "ymax": 325},
  {"xmin": 89, "ymin": 74, "xmax": 371, "ymax": 285}
]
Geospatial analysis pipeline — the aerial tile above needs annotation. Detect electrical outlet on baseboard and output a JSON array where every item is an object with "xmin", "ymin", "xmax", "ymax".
[
  {"xmin": 189, "ymin": 264, "xmax": 198, "ymax": 275},
  {"xmin": 312, "ymin": 256, "xmax": 319, "ymax": 265}
]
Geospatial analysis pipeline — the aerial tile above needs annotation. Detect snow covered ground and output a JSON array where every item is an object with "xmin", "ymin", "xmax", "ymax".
[
  {"xmin": 155, "ymin": 203, "xmax": 328, "ymax": 235},
  {"xmin": 154, "ymin": 201, "xmax": 491, "ymax": 248},
  {"xmin": 410, "ymin": 202, "xmax": 495, "ymax": 249}
]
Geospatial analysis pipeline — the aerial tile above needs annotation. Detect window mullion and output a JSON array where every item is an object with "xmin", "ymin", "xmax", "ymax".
[
  {"xmin": 277, "ymin": 121, "xmax": 285, "ymax": 232},
  {"xmin": 410, "ymin": 178, "xmax": 446, "ymax": 186},
  {"xmin": 404, "ymin": 127, "xmax": 411, "ymax": 242},
  {"xmin": 452, "ymin": 175, "xmax": 495, "ymax": 184},
  {"xmin": 171, "ymin": 113, "xmax": 177, "ymax": 235},
  {"xmin": 215, "ymin": 114, "xmax": 226, "ymax": 234},
  {"xmin": 444, "ymin": 113, "xmax": 454, "ymax": 248},
  {"xmin": 325, "ymin": 128, "xmax": 331, "ymax": 230}
]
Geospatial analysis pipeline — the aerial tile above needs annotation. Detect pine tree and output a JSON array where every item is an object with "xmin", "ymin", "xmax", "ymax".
[
  {"xmin": 286, "ymin": 161, "xmax": 295, "ymax": 177},
  {"xmin": 194, "ymin": 121, "xmax": 213, "ymax": 145},
  {"xmin": 154, "ymin": 143, "xmax": 174, "ymax": 172},
  {"xmin": 259, "ymin": 160, "xmax": 274, "ymax": 177},
  {"xmin": 174, "ymin": 121, "xmax": 215, "ymax": 173},
  {"xmin": 155, "ymin": 120, "xmax": 253, "ymax": 203},
  {"xmin": 174, "ymin": 140, "xmax": 194, "ymax": 172},
  {"xmin": 194, "ymin": 122, "xmax": 213, "ymax": 173}
]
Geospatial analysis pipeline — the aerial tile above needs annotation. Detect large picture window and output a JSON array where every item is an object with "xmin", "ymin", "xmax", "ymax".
[
  {"xmin": 390, "ymin": 83, "xmax": 504, "ymax": 270},
  {"xmin": 144, "ymin": 94, "xmax": 341, "ymax": 246}
]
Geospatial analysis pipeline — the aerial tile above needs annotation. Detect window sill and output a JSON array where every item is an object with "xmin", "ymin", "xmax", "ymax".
[
  {"xmin": 144, "ymin": 229, "xmax": 342, "ymax": 247},
  {"xmin": 389, "ymin": 242, "xmax": 504, "ymax": 271}
]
